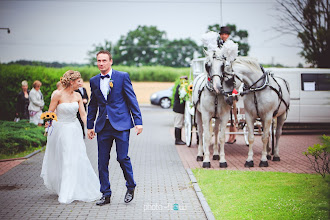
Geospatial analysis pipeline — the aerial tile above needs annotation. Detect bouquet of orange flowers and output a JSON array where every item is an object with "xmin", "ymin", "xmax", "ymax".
[{"xmin": 40, "ymin": 111, "xmax": 58, "ymax": 136}]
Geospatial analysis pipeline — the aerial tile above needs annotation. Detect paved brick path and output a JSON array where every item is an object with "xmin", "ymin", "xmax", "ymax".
[
  {"xmin": 0, "ymin": 106, "xmax": 206, "ymax": 220},
  {"xmin": 176, "ymin": 126, "xmax": 322, "ymax": 173},
  {"xmin": 0, "ymin": 159, "xmax": 26, "ymax": 176}
]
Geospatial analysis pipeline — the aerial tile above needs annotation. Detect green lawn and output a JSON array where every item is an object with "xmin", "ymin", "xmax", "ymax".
[{"xmin": 192, "ymin": 169, "xmax": 329, "ymax": 220}]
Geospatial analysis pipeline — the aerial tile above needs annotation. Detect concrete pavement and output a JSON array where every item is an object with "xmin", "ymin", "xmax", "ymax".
[{"xmin": 0, "ymin": 106, "xmax": 206, "ymax": 220}]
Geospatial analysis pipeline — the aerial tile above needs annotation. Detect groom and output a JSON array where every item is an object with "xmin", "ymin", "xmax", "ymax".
[{"xmin": 87, "ymin": 50, "xmax": 143, "ymax": 206}]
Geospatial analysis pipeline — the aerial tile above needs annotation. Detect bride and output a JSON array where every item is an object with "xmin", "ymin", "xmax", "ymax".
[{"xmin": 41, "ymin": 70, "xmax": 102, "ymax": 204}]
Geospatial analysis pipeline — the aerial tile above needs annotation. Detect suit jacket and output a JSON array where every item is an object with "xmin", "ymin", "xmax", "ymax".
[
  {"xmin": 87, "ymin": 70, "xmax": 142, "ymax": 133},
  {"xmin": 16, "ymin": 90, "xmax": 30, "ymax": 119},
  {"xmin": 28, "ymin": 88, "xmax": 44, "ymax": 112},
  {"xmin": 75, "ymin": 87, "xmax": 88, "ymax": 109},
  {"xmin": 173, "ymin": 84, "xmax": 185, "ymax": 114}
]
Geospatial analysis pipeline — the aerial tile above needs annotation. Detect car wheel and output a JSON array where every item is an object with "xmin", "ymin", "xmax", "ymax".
[{"xmin": 160, "ymin": 97, "xmax": 171, "ymax": 109}]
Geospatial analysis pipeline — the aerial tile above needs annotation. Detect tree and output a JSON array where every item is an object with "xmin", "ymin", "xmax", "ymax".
[
  {"xmin": 87, "ymin": 40, "xmax": 113, "ymax": 65},
  {"xmin": 157, "ymin": 38, "xmax": 202, "ymax": 67},
  {"xmin": 113, "ymin": 25, "xmax": 167, "ymax": 66},
  {"xmin": 88, "ymin": 25, "xmax": 202, "ymax": 67},
  {"xmin": 276, "ymin": 0, "xmax": 330, "ymax": 68},
  {"xmin": 207, "ymin": 24, "xmax": 250, "ymax": 56}
]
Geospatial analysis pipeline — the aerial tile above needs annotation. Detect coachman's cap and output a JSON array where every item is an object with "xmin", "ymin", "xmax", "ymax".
[{"xmin": 219, "ymin": 26, "xmax": 230, "ymax": 34}]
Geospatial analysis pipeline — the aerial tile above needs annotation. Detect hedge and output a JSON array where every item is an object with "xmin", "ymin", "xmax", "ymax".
[
  {"xmin": 0, "ymin": 120, "xmax": 46, "ymax": 155},
  {"xmin": 0, "ymin": 64, "xmax": 189, "ymax": 121}
]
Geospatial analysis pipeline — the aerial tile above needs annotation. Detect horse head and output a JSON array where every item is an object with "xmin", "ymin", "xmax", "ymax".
[
  {"xmin": 203, "ymin": 48, "xmax": 225, "ymax": 95},
  {"xmin": 204, "ymin": 49, "xmax": 242, "ymax": 106},
  {"xmin": 216, "ymin": 59, "xmax": 243, "ymax": 106}
]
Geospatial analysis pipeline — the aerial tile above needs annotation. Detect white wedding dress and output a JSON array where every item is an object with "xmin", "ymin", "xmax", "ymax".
[{"xmin": 40, "ymin": 102, "xmax": 102, "ymax": 204}]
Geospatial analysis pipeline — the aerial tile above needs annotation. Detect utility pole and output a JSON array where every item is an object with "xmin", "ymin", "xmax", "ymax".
[
  {"xmin": 220, "ymin": 0, "xmax": 223, "ymax": 26},
  {"xmin": 0, "ymin": 28, "xmax": 10, "ymax": 34}
]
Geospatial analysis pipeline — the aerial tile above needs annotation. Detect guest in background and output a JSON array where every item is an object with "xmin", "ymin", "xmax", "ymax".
[
  {"xmin": 15, "ymin": 80, "xmax": 30, "ymax": 120},
  {"xmin": 51, "ymin": 81, "xmax": 63, "ymax": 99},
  {"xmin": 75, "ymin": 79, "xmax": 89, "ymax": 138},
  {"xmin": 28, "ymin": 80, "xmax": 44, "ymax": 126},
  {"xmin": 173, "ymin": 76, "xmax": 187, "ymax": 145}
]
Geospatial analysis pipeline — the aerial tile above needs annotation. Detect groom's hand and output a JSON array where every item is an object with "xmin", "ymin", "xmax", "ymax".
[
  {"xmin": 135, "ymin": 125, "xmax": 143, "ymax": 135},
  {"xmin": 87, "ymin": 129, "xmax": 96, "ymax": 139}
]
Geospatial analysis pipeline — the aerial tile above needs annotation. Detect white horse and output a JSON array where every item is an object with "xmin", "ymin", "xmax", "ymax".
[
  {"xmin": 193, "ymin": 48, "xmax": 241, "ymax": 168},
  {"xmin": 228, "ymin": 57, "xmax": 290, "ymax": 167}
]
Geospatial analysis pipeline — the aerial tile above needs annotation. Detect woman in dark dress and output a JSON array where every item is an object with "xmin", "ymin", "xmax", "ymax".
[{"xmin": 15, "ymin": 80, "xmax": 30, "ymax": 120}]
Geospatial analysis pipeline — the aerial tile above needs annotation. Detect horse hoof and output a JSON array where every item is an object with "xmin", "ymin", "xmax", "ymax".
[
  {"xmin": 273, "ymin": 156, "xmax": 280, "ymax": 161},
  {"xmin": 259, "ymin": 161, "xmax": 269, "ymax": 167},
  {"xmin": 244, "ymin": 161, "xmax": 254, "ymax": 167},
  {"xmin": 202, "ymin": 162, "xmax": 211, "ymax": 168},
  {"xmin": 213, "ymin": 155, "xmax": 220, "ymax": 160},
  {"xmin": 196, "ymin": 156, "xmax": 203, "ymax": 161},
  {"xmin": 220, "ymin": 162, "xmax": 228, "ymax": 168},
  {"xmin": 267, "ymin": 155, "xmax": 272, "ymax": 160}
]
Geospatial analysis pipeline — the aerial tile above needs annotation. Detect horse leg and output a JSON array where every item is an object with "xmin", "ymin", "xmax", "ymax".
[
  {"xmin": 244, "ymin": 114, "xmax": 255, "ymax": 167},
  {"xmin": 273, "ymin": 113, "xmax": 286, "ymax": 161},
  {"xmin": 266, "ymin": 118, "xmax": 275, "ymax": 160},
  {"xmin": 219, "ymin": 116, "xmax": 228, "ymax": 168},
  {"xmin": 196, "ymin": 110, "xmax": 204, "ymax": 162},
  {"xmin": 212, "ymin": 118, "xmax": 220, "ymax": 160},
  {"xmin": 259, "ymin": 116, "xmax": 272, "ymax": 167},
  {"xmin": 202, "ymin": 114, "xmax": 212, "ymax": 168}
]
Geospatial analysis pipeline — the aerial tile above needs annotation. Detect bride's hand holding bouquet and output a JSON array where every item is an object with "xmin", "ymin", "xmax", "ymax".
[{"xmin": 41, "ymin": 111, "xmax": 58, "ymax": 135}]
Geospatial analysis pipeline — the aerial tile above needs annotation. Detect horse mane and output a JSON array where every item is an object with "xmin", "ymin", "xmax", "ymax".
[{"xmin": 234, "ymin": 57, "xmax": 262, "ymax": 73}]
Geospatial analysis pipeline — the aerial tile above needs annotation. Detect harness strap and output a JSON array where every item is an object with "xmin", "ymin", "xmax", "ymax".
[
  {"xmin": 254, "ymin": 92, "xmax": 261, "ymax": 118},
  {"xmin": 269, "ymin": 76, "xmax": 290, "ymax": 117}
]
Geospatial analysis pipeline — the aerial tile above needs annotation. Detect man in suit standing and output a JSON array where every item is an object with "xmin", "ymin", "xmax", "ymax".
[
  {"xmin": 75, "ymin": 80, "xmax": 89, "ymax": 138},
  {"xmin": 87, "ymin": 50, "xmax": 143, "ymax": 206}
]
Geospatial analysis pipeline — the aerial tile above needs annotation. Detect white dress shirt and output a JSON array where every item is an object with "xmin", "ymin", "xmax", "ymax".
[
  {"xmin": 78, "ymin": 87, "xmax": 84, "ymax": 95},
  {"xmin": 100, "ymin": 69, "xmax": 112, "ymax": 100}
]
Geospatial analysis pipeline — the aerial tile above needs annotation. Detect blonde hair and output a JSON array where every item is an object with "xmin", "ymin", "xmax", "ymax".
[
  {"xmin": 60, "ymin": 70, "xmax": 81, "ymax": 88},
  {"xmin": 32, "ymin": 80, "xmax": 42, "ymax": 88},
  {"xmin": 21, "ymin": 80, "xmax": 28, "ymax": 86}
]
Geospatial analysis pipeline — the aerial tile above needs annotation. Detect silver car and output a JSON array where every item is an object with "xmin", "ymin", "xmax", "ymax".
[{"xmin": 150, "ymin": 86, "xmax": 173, "ymax": 109}]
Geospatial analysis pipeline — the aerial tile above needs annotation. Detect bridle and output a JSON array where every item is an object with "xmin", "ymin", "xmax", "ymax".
[{"xmin": 205, "ymin": 53, "xmax": 241, "ymax": 100}]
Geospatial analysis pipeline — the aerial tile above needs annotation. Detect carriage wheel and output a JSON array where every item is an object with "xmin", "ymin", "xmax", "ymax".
[{"xmin": 184, "ymin": 109, "xmax": 193, "ymax": 147}]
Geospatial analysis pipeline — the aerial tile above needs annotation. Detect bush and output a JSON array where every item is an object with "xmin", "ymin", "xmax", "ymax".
[
  {"xmin": 304, "ymin": 135, "xmax": 330, "ymax": 178},
  {"xmin": 0, "ymin": 120, "xmax": 46, "ymax": 155},
  {"xmin": 0, "ymin": 64, "xmax": 189, "ymax": 121}
]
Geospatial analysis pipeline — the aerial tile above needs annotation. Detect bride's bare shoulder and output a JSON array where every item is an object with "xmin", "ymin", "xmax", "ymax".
[{"xmin": 74, "ymin": 91, "xmax": 83, "ymax": 101}]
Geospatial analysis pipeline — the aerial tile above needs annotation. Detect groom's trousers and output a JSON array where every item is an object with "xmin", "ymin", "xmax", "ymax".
[{"xmin": 97, "ymin": 119, "xmax": 136, "ymax": 197}]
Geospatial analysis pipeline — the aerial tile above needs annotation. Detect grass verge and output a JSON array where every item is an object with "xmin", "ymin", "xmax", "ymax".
[
  {"xmin": 192, "ymin": 169, "xmax": 329, "ymax": 220},
  {"xmin": 0, "ymin": 145, "xmax": 44, "ymax": 160}
]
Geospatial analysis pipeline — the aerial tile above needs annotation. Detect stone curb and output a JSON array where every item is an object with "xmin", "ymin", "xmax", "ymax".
[
  {"xmin": 186, "ymin": 168, "xmax": 215, "ymax": 220},
  {"xmin": 0, "ymin": 146, "xmax": 45, "ymax": 162}
]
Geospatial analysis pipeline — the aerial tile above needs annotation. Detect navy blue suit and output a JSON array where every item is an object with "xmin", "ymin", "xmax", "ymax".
[{"xmin": 87, "ymin": 70, "xmax": 142, "ymax": 197}]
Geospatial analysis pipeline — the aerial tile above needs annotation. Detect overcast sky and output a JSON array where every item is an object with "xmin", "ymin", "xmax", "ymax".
[{"xmin": 0, "ymin": 0, "xmax": 305, "ymax": 67}]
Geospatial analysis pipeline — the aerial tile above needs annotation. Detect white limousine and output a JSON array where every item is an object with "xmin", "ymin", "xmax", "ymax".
[{"xmin": 266, "ymin": 68, "xmax": 330, "ymax": 124}]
